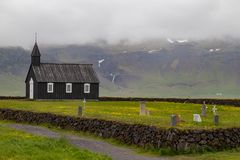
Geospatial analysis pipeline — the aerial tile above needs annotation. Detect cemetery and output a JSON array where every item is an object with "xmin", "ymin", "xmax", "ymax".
[
  {"xmin": 0, "ymin": 99, "xmax": 239, "ymax": 128},
  {"xmin": 0, "ymin": 99, "xmax": 240, "ymax": 154}
]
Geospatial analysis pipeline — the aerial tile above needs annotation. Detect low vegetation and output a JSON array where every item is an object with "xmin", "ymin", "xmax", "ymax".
[
  {"xmin": 0, "ymin": 122, "xmax": 110, "ymax": 160},
  {"xmin": 1, "ymin": 120, "xmax": 240, "ymax": 160},
  {"xmin": 0, "ymin": 100, "xmax": 240, "ymax": 128}
]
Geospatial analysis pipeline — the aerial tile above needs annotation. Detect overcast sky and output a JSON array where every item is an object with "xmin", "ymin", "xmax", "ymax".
[{"xmin": 0, "ymin": 0, "xmax": 240, "ymax": 48}]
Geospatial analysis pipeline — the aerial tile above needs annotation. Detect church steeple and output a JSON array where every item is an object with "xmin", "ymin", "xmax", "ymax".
[{"xmin": 31, "ymin": 42, "xmax": 41, "ymax": 66}]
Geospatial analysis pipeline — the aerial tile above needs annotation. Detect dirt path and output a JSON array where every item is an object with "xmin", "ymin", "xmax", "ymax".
[{"xmin": 9, "ymin": 124, "xmax": 168, "ymax": 160}]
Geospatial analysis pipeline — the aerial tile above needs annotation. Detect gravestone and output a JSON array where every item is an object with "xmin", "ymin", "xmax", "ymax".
[
  {"xmin": 193, "ymin": 114, "xmax": 202, "ymax": 122},
  {"xmin": 78, "ymin": 106, "xmax": 83, "ymax": 117},
  {"xmin": 171, "ymin": 114, "xmax": 177, "ymax": 126},
  {"xmin": 140, "ymin": 101, "xmax": 146, "ymax": 115},
  {"xmin": 214, "ymin": 115, "xmax": 219, "ymax": 125},
  {"xmin": 140, "ymin": 101, "xmax": 150, "ymax": 115},
  {"xmin": 201, "ymin": 101, "xmax": 207, "ymax": 117},
  {"xmin": 212, "ymin": 105, "xmax": 217, "ymax": 115}
]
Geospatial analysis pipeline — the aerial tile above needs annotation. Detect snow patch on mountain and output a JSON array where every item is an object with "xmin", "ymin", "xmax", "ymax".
[
  {"xmin": 209, "ymin": 48, "xmax": 221, "ymax": 53},
  {"xmin": 167, "ymin": 38, "xmax": 175, "ymax": 43},
  {"xmin": 176, "ymin": 39, "xmax": 188, "ymax": 43},
  {"xmin": 148, "ymin": 48, "xmax": 162, "ymax": 54}
]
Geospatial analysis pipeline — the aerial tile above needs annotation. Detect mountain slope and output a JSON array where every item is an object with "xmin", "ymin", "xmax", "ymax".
[{"xmin": 1, "ymin": 39, "xmax": 240, "ymax": 98}]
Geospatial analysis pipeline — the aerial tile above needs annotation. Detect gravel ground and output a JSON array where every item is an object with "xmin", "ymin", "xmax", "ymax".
[{"xmin": 9, "ymin": 123, "xmax": 168, "ymax": 160}]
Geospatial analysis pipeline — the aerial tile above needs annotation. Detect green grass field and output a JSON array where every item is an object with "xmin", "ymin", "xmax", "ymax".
[
  {"xmin": 1, "ymin": 100, "xmax": 240, "ymax": 159},
  {"xmin": 0, "ymin": 100, "xmax": 240, "ymax": 128},
  {"xmin": 0, "ymin": 122, "xmax": 110, "ymax": 160}
]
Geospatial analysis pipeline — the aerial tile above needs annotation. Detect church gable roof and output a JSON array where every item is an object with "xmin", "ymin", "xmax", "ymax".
[{"xmin": 32, "ymin": 63, "xmax": 99, "ymax": 83}]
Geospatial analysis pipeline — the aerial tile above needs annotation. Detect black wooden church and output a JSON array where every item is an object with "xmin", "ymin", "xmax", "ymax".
[{"xmin": 25, "ymin": 43, "xmax": 99, "ymax": 99}]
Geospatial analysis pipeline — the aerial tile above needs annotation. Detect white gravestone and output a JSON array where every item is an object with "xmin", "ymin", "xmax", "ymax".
[{"xmin": 193, "ymin": 114, "xmax": 202, "ymax": 122}]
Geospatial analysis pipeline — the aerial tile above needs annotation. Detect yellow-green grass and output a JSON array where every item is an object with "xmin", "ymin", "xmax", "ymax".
[
  {"xmin": 0, "ymin": 100, "xmax": 240, "ymax": 128},
  {"xmin": 0, "ymin": 121, "xmax": 110, "ymax": 160}
]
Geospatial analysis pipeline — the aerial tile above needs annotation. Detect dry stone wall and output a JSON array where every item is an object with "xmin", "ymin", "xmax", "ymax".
[
  {"xmin": 0, "ymin": 108, "xmax": 240, "ymax": 152},
  {"xmin": 99, "ymin": 97, "xmax": 240, "ymax": 107},
  {"xmin": 1, "ymin": 96, "xmax": 240, "ymax": 107}
]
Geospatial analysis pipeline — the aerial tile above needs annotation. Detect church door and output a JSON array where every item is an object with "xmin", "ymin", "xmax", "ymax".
[{"xmin": 29, "ymin": 78, "xmax": 34, "ymax": 99}]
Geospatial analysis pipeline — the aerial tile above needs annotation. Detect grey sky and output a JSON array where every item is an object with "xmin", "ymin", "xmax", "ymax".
[{"xmin": 0, "ymin": 0, "xmax": 239, "ymax": 47}]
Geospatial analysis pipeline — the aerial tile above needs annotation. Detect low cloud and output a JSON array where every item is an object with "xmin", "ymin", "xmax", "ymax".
[{"xmin": 0, "ymin": 0, "xmax": 240, "ymax": 47}]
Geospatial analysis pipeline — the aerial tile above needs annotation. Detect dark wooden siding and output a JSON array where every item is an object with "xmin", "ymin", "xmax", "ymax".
[
  {"xmin": 25, "ymin": 82, "xmax": 29, "ymax": 98},
  {"xmin": 37, "ymin": 82, "xmax": 99, "ymax": 99},
  {"xmin": 31, "ymin": 56, "xmax": 40, "ymax": 66}
]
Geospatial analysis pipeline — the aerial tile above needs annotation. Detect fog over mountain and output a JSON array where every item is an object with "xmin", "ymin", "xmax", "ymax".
[{"xmin": 1, "ymin": 0, "xmax": 240, "ymax": 47}]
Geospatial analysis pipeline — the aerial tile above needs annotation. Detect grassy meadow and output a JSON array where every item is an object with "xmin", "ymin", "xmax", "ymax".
[
  {"xmin": 0, "ymin": 122, "xmax": 110, "ymax": 160},
  {"xmin": 1, "ymin": 100, "xmax": 240, "ymax": 160},
  {"xmin": 0, "ymin": 100, "xmax": 240, "ymax": 128}
]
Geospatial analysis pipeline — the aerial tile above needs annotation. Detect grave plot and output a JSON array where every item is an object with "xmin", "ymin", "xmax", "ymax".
[{"xmin": 0, "ymin": 100, "xmax": 239, "ymax": 128}]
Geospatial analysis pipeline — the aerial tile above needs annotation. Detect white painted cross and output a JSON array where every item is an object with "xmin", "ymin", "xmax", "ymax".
[{"xmin": 212, "ymin": 105, "xmax": 217, "ymax": 115}]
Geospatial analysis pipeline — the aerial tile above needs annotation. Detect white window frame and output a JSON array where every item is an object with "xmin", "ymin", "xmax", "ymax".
[
  {"xmin": 47, "ymin": 83, "xmax": 54, "ymax": 93},
  {"xmin": 66, "ymin": 83, "xmax": 72, "ymax": 93},
  {"xmin": 84, "ymin": 83, "xmax": 90, "ymax": 93}
]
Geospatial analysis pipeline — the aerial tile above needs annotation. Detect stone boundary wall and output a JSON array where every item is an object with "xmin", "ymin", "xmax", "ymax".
[
  {"xmin": 0, "ymin": 96, "xmax": 25, "ymax": 100},
  {"xmin": 1, "ymin": 96, "xmax": 240, "ymax": 107},
  {"xmin": 99, "ymin": 97, "xmax": 240, "ymax": 107},
  {"xmin": 0, "ymin": 108, "xmax": 240, "ymax": 152}
]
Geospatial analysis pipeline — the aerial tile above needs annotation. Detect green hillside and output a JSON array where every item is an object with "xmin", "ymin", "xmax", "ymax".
[
  {"xmin": 1, "ymin": 39, "xmax": 240, "ymax": 98},
  {"xmin": 0, "ymin": 73, "xmax": 24, "ymax": 96}
]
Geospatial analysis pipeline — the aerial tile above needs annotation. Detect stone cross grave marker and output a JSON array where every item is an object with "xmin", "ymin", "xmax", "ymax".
[
  {"xmin": 201, "ymin": 101, "xmax": 207, "ymax": 117},
  {"xmin": 139, "ymin": 101, "xmax": 150, "ymax": 116},
  {"xmin": 212, "ymin": 105, "xmax": 217, "ymax": 115},
  {"xmin": 140, "ymin": 101, "xmax": 146, "ymax": 115},
  {"xmin": 193, "ymin": 114, "xmax": 202, "ymax": 122}
]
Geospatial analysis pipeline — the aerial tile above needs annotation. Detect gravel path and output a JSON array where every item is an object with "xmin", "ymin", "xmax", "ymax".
[{"xmin": 9, "ymin": 124, "xmax": 168, "ymax": 160}]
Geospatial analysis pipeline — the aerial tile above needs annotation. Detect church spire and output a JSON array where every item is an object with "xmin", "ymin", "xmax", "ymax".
[
  {"xmin": 31, "ymin": 41, "xmax": 41, "ymax": 66},
  {"xmin": 35, "ymin": 32, "xmax": 37, "ymax": 43}
]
